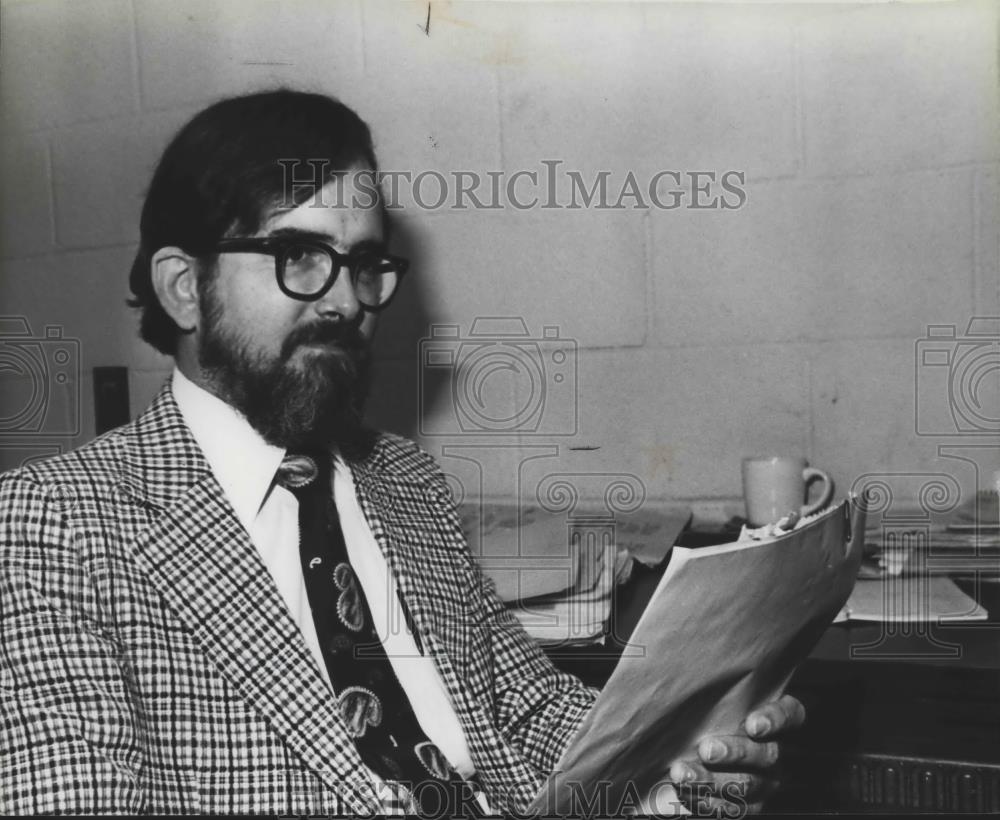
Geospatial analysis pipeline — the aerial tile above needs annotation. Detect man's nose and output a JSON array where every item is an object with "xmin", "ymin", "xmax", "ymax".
[{"xmin": 313, "ymin": 265, "xmax": 361, "ymax": 322}]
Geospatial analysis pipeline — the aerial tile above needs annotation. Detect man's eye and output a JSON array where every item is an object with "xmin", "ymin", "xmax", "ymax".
[
  {"xmin": 355, "ymin": 255, "xmax": 390, "ymax": 276},
  {"xmin": 354, "ymin": 257, "xmax": 378, "ymax": 277},
  {"xmin": 284, "ymin": 243, "xmax": 310, "ymax": 264}
]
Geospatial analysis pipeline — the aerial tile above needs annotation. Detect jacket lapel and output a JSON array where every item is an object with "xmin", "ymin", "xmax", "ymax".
[
  {"xmin": 120, "ymin": 384, "xmax": 380, "ymax": 815},
  {"xmin": 348, "ymin": 443, "xmax": 545, "ymax": 811},
  {"xmin": 347, "ymin": 448, "xmax": 472, "ymax": 666}
]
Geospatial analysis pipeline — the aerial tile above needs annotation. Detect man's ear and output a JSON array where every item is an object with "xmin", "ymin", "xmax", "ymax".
[{"xmin": 150, "ymin": 247, "xmax": 200, "ymax": 332}]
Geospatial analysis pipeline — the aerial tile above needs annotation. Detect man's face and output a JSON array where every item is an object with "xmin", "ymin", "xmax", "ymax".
[{"xmin": 195, "ymin": 168, "xmax": 384, "ymax": 452}]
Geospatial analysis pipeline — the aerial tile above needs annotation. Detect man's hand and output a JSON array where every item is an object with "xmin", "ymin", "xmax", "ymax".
[{"xmin": 668, "ymin": 694, "xmax": 806, "ymax": 816}]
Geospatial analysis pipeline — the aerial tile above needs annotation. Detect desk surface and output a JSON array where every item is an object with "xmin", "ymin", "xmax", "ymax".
[{"xmin": 544, "ymin": 549, "xmax": 1000, "ymax": 814}]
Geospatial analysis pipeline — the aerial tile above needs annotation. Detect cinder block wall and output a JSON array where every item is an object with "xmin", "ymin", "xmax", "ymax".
[{"xmin": 1, "ymin": 0, "xmax": 997, "ymax": 516}]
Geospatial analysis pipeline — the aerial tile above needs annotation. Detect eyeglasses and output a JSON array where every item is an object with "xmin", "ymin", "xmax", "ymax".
[{"xmin": 212, "ymin": 236, "xmax": 409, "ymax": 311}]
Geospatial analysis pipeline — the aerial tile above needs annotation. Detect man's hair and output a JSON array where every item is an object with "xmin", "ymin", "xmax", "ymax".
[{"xmin": 128, "ymin": 88, "xmax": 380, "ymax": 355}]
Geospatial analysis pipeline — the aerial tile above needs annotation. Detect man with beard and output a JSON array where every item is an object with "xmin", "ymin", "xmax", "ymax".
[{"xmin": 0, "ymin": 90, "xmax": 803, "ymax": 817}]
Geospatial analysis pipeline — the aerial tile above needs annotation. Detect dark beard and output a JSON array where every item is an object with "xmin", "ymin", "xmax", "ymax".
[{"xmin": 196, "ymin": 291, "xmax": 373, "ymax": 456}]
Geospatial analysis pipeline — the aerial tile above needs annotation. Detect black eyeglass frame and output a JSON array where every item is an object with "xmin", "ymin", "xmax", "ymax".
[{"xmin": 211, "ymin": 237, "xmax": 409, "ymax": 311}]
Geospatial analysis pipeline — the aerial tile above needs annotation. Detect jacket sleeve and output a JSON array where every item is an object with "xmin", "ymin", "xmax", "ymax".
[
  {"xmin": 477, "ymin": 561, "xmax": 599, "ymax": 777},
  {"xmin": 0, "ymin": 471, "xmax": 146, "ymax": 815}
]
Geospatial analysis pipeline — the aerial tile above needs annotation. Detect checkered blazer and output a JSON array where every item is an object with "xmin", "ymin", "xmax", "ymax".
[{"xmin": 0, "ymin": 381, "xmax": 597, "ymax": 815}]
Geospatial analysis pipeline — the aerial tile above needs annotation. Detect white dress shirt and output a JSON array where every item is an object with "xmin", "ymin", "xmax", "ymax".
[{"xmin": 171, "ymin": 369, "xmax": 476, "ymax": 782}]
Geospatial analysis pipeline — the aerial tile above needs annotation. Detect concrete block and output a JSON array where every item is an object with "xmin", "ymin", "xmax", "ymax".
[
  {"xmin": 371, "ymin": 349, "xmax": 558, "ymax": 503},
  {"xmin": 427, "ymin": 438, "xmax": 561, "ymax": 506},
  {"xmin": 0, "ymin": 247, "xmax": 171, "ymax": 372},
  {"xmin": 500, "ymin": 3, "xmax": 798, "ymax": 185},
  {"xmin": 380, "ymin": 208, "xmax": 647, "ymax": 354},
  {"xmin": 371, "ymin": 344, "xmax": 548, "ymax": 455},
  {"xmin": 358, "ymin": 1, "xmax": 502, "ymax": 180},
  {"xmin": 52, "ymin": 124, "xmax": 138, "ymax": 248},
  {"xmin": 800, "ymin": 0, "xmax": 1000, "ymax": 175},
  {"xmin": 134, "ymin": 0, "xmax": 363, "ymax": 110},
  {"xmin": 0, "ymin": 131, "xmax": 53, "ymax": 258},
  {"xmin": 810, "ymin": 338, "xmax": 995, "ymax": 504},
  {"xmin": 552, "ymin": 344, "xmax": 812, "ymax": 500},
  {"xmin": 651, "ymin": 170, "xmax": 974, "ymax": 347},
  {"xmin": 52, "ymin": 107, "xmax": 221, "ymax": 249},
  {"xmin": 0, "ymin": 0, "xmax": 137, "ymax": 130},
  {"xmin": 975, "ymin": 167, "xmax": 999, "ymax": 315}
]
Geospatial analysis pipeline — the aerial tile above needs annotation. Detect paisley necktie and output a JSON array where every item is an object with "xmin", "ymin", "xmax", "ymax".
[{"xmin": 275, "ymin": 453, "xmax": 487, "ymax": 818}]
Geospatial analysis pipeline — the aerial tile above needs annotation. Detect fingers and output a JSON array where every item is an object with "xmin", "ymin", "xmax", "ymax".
[
  {"xmin": 744, "ymin": 694, "xmax": 806, "ymax": 739},
  {"xmin": 672, "ymin": 759, "xmax": 777, "ymax": 803},
  {"xmin": 672, "ymin": 697, "xmax": 804, "ymax": 815},
  {"xmin": 697, "ymin": 735, "xmax": 780, "ymax": 771}
]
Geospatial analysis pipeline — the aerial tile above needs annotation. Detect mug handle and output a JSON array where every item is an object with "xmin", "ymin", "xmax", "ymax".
[{"xmin": 801, "ymin": 467, "xmax": 834, "ymax": 516}]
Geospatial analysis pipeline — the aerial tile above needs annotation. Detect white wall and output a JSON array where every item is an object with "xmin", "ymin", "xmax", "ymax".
[{"xmin": 1, "ymin": 0, "xmax": 997, "ymax": 517}]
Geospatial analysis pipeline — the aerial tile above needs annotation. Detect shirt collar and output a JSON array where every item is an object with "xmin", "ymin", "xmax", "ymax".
[{"xmin": 171, "ymin": 367, "xmax": 286, "ymax": 534}]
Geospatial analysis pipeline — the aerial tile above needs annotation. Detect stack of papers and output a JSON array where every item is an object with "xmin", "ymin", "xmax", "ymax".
[
  {"xmin": 509, "ymin": 543, "xmax": 632, "ymax": 644},
  {"xmin": 862, "ymin": 488, "xmax": 1000, "ymax": 577},
  {"xmin": 948, "ymin": 487, "xmax": 1000, "ymax": 531},
  {"xmin": 461, "ymin": 502, "xmax": 691, "ymax": 645}
]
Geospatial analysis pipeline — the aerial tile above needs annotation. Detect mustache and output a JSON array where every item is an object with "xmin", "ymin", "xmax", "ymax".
[{"xmin": 279, "ymin": 321, "xmax": 369, "ymax": 362}]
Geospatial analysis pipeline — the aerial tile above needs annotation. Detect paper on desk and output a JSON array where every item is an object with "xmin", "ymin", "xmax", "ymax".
[
  {"xmin": 462, "ymin": 502, "xmax": 691, "ymax": 602},
  {"xmin": 530, "ymin": 498, "xmax": 865, "ymax": 816},
  {"xmin": 832, "ymin": 575, "xmax": 987, "ymax": 623}
]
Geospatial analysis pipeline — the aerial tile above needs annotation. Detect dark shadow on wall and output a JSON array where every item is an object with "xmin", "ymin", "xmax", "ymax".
[{"xmin": 365, "ymin": 215, "xmax": 441, "ymax": 440}]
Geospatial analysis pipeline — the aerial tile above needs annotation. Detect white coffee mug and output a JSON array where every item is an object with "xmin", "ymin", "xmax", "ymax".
[{"xmin": 741, "ymin": 455, "xmax": 834, "ymax": 527}]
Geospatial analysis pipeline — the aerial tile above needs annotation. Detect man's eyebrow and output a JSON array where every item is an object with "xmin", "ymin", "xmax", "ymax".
[
  {"xmin": 266, "ymin": 227, "xmax": 334, "ymax": 242},
  {"xmin": 266, "ymin": 226, "xmax": 386, "ymax": 252}
]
